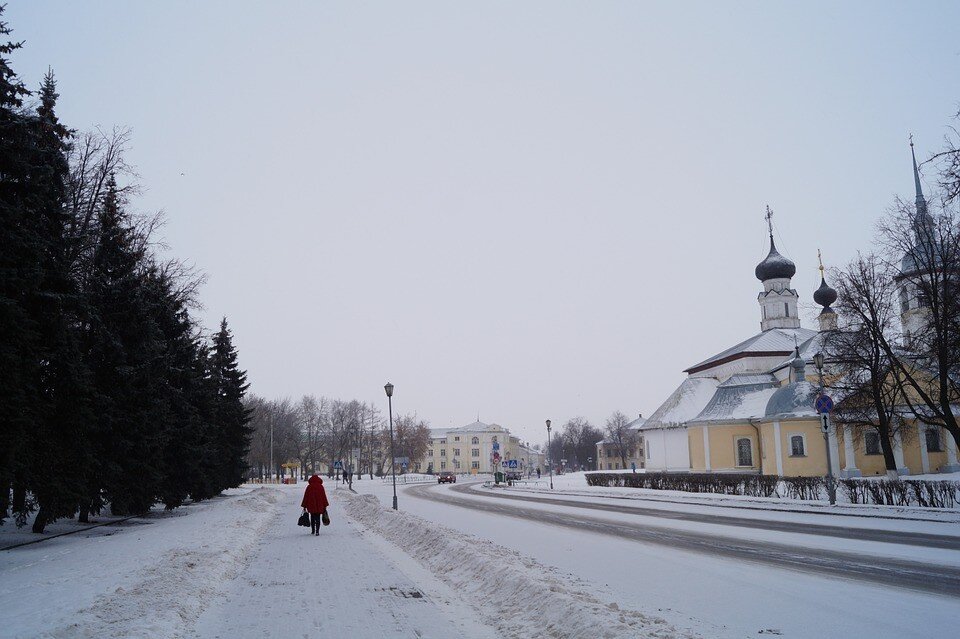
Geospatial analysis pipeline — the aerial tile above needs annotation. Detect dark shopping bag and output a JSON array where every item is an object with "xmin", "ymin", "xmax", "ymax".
[
  {"xmin": 321, "ymin": 510, "xmax": 330, "ymax": 526},
  {"xmin": 298, "ymin": 510, "xmax": 310, "ymax": 527}
]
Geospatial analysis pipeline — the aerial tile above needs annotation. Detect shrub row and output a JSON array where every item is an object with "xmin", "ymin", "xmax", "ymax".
[
  {"xmin": 840, "ymin": 478, "xmax": 959, "ymax": 509},
  {"xmin": 584, "ymin": 472, "xmax": 781, "ymax": 498},
  {"xmin": 585, "ymin": 472, "xmax": 960, "ymax": 508}
]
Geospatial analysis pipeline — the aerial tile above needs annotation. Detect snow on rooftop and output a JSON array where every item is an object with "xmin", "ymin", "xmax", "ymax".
[
  {"xmin": 685, "ymin": 327, "xmax": 817, "ymax": 373},
  {"xmin": 640, "ymin": 377, "xmax": 719, "ymax": 430},
  {"xmin": 691, "ymin": 382, "xmax": 778, "ymax": 423}
]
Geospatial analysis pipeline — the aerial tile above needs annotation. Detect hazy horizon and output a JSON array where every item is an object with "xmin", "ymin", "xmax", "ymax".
[{"xmin": 8, "ymin": 1, "xmax": 959, "ymax": 445}]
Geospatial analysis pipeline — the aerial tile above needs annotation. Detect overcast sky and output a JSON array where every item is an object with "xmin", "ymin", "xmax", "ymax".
[{"xmin": 8, "ymin": 1, "xmax": 959, "ymax": 445}]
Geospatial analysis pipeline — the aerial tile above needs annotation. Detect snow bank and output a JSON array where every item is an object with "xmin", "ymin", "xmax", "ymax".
[
  {"xmin": 45, "ymin": 488, "xmax": 281, "ymax": 639},
  {"xmin": 343, "ymin": 492, "xmax": 698, "ymax": 639}
]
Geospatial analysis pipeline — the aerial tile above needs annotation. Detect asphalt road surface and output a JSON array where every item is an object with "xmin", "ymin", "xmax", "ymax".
[{"xmin": 405, "ymin": 481, "xmax": 960, "ymax": 598}]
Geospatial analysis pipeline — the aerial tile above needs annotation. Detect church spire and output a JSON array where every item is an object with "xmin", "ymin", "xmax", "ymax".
[{"xmin": 910, "ymin": 134, "xmax": 928, "ymax": 217}]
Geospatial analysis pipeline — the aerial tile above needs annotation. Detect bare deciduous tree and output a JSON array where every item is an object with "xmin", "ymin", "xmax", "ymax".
[{"xmin": 604, "ymin": 411, "xmax": 639, "ymax": 470}]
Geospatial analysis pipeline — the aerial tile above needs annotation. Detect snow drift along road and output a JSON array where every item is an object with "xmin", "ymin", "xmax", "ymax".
[
  {"xmin": 46, "ymin": 488, "xmax": 281, "ymax": 639},
  {"xmin": 344, "ymin": 492, "xmax": 699, "ymax": 639}
]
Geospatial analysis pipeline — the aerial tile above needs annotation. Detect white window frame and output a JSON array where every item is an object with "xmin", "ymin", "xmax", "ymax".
[{"xmin": 788, "ymin": 433, "xmax": 807, "ymax": 458}]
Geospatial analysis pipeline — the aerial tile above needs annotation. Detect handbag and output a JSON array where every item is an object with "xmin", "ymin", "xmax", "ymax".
[
  {"xmin": 321, "ymin": 510, "xmax": 330, "ymax": 526},
  {"xmin": 298, "ymin": 510, "xmax": 310, "ymax": 527}
]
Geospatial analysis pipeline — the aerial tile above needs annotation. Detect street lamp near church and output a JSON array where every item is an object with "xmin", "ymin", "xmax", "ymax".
[
  {"xmin": 812, "ymin": 353, "xmax": 837, "ymax": 505},
  {"xmin": 546, "ymin": 419, "xmax": 554, "ymax": 490},
  {"xmin": 385, "ymin": 382, "xmax": 397, "ymax": 510}
]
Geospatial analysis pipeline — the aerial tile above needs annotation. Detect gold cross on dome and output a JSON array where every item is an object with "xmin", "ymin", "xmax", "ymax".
[
  {"xmin": 765, "ymin": 205, "xmax": 774, "ymax": 236},
  {"xmin": 818, "ymin": 248, "xmax": 825, "ymax": 276}
]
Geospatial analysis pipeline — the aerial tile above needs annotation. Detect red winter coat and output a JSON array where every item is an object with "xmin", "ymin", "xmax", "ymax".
[{"xmin": 301, "ymin": 475, "xmax": 329, "ymax": 514}]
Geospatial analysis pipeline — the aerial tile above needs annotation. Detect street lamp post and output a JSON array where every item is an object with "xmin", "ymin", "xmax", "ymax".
[
  {"xmin": 385, "ymin": 382, "xmax": 397, "ymax": 510},
  {"xmin": 546, "ymin": 419, "xmax": 554, "ymax": 490},
  {"xmin": 813, "ymin": 353, "xmax": 837, "ymax": 506}
]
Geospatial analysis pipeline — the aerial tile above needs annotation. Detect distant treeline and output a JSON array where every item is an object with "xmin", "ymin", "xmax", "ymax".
[{"xmin": 0, "ymin": 9, "xmax": 251, "ymax": 533}]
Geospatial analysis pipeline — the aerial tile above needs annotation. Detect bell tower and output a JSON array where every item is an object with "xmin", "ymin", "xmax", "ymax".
[{"xmin": 756, "ymin": 207, "xmax": 800, "ymax": 331}]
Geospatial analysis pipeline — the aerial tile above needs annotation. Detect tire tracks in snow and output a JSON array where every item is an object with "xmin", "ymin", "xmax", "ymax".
[{"xmin": 408, "ymin": 482, "xmax": 960, "ymax": 598}]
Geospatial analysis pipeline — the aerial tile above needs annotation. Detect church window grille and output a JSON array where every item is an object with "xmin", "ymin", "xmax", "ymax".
[
  {"xmin": 864, "ymin": 432, "xmax": 881, "ymax": 455},
  {"xmin": 784, "ymin": 302, "xmax": 789, "ymax": 316},
  {"xmin": 789, "ymin": 435, "xmax": 806, "ymax": 457},
  {"xmin": 472, "ymin": 437, "xmax": 479, "ymax": 444},
  {"xmin": 736, "ymin": 438, "xmax": 753, "ymax": 467},
  {"xmin": 925, "ymin": 428, "xmax": 943, "ymax": 452}
]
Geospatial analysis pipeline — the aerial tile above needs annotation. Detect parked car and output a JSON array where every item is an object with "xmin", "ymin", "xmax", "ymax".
[
  {"xmin": 437, "ymin": 471, "xmax": 456, "ymax": 484},
  {"xmin": 505, "ymin": 471, "xmax": 522, "ymax": 481}
]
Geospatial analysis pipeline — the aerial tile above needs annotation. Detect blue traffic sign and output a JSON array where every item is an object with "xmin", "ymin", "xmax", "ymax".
[
  {"xmin": 333, "ymin": 461, "xmax": 343, "ymax": 469},
  {"xmin": 507, "ymin": 459, "xmax": 518, "ymax": 469},
  {"xmin": 815, "ymin": 394, "xmax": 834, "ymax": 414}
]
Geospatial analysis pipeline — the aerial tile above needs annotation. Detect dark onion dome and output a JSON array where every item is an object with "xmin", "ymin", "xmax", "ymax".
[
  {"xmin": 755, "ymin": 236, "xmax": 797, "ymax": 281},
  {"xmin": 813, "ymin": 277, "xmax": 837, "ymax": 308}
]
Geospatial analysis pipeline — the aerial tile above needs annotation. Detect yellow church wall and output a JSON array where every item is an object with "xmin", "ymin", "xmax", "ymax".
[
  {"xmin": 758, "ymin": 423, "xmax": 778, "ymax": 475},
  {"xmin": 902, "ymin": 426, "xmax": 923, "ymax": 474},
  {"xmin": 928, "ymin": 449, "xmax": 948, "ymax": 473},
  {"xmin": 688, "ymin": 426, "xmax": 707, "ymax": 471},
  {"xmin": 856, "ymin": 448, "xmax": 889, "ymax": 476},
  {"xmin": 707, "ymin": 424, "xmax": 760, "ymax": 471},
  {"xmin": 779, "ymin": 420, "xmax": 829, "ymax": 476}
]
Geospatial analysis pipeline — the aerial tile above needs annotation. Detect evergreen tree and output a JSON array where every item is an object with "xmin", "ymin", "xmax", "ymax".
[
  {"xmin": 0, "ymin": 5, "xmax": 35, "ymax": 525},
  {"xmin": 148, "ymin": 267, "xmax": 208, "ymax": 509},
  {"xmin": 85, "ymin": 178, "xmax": 163, "ymax": 516},
  {"xmin": 26, "ymin": 70, "xmax": 92, "ymax": 532},
  {"xmin": 209, "ymin": 318, "xmax": 252, "ymax": 490}
]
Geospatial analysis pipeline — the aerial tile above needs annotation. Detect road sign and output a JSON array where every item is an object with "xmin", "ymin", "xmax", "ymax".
[
  {"xmin": 815, "ymin": 394, "xmax": 834, "ymax": 414},
  {"xmin": 333, "ymin": 461, "xmax": 342, "ymax": 470},
  {"xmin": 819, "ymin": 413, "xmax": 830, "ymax": 434},
  {"xmin": 507, "ymin": 459, "xmax": 518, "ymax": 469},
  {"xmin": 492, "ymin": 442, "xmax": 500, "ymax": 451}
]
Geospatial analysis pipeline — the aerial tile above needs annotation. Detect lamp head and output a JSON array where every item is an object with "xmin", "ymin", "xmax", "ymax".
[
  {"xmin": 545, "ymin": 419, "xmax": 551, "ymax": 431},
  {"xmin": 813, "ymin": 352, "xmax": 825, "ymax": 372},
  {"xmin": 384, "ymin": 382, "xmax": 394, "ymax": 398}
]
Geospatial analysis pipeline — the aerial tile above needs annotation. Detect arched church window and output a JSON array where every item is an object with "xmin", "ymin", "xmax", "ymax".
[
  {"xmin": 789, "ymin": 435, "xmax": 806, "ymax": 457},
  {"xmin": 864, "ymin": 432, "xmax": 881, "ymax": 455},
  {"xmin": 735, "ymin": 437, "xmax": 753, "ymax": 467},
  {"xmin": 471, "ymin": 437, "xmax": 479, "ymax": 444}
]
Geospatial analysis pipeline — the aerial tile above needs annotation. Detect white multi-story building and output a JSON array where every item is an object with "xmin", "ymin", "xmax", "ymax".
[{"xmin": 419, "ymin": 421, "xmax": 544, "ymax": 475}]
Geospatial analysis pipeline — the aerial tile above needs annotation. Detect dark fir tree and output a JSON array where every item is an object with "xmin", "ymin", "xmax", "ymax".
[
  {"xmin": 0, "ymin": 6, "xmax": 35, "ymax": 525},
  {"xmin": 85, "ymin": 178, "xmax": 164, "ymax": 516},
  {"xmin": 26, "ymin": 70, "xmax": 93, "ymax": 532},
  {"xmin": 209, "ymin": 318, "xmax": 252, "ymax": 490}
]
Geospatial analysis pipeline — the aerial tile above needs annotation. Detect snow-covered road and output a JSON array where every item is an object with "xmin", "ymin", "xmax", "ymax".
[
  {"xmin": 413, "ymin": 481, "xmax": 960, "ymax": 595},
  {"xmin": 354, "ymin": 477, "xmax": 960, "ymax": 639}
]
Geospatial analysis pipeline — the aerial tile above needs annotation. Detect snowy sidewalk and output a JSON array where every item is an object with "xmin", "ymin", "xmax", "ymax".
[
  {"xmin": 189, "ymin": 483, "xmax": 482, "ymax": 638},
  {"xmin": 0, "ymin": 483, "xmax": 486, "ymax": 639}
]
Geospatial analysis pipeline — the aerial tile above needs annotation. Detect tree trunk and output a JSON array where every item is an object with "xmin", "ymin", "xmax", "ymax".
[
  {"xmin": 877, "ymin": 424, "xmax": 899, "ymax": 477},
  {"xmin": 0, "ymin": 478, "xmax": 10, "ymax": 522},
  {"xmin": 12, "ymin": 478, "xmax": 26, "ymax": 516},
  {"xmin": 78, "ymin": 502, "xmax": 90, "ymax": 523},
  {"xmin": 32, "ymin": 506, "xmax": 48, "ymax": 533}
]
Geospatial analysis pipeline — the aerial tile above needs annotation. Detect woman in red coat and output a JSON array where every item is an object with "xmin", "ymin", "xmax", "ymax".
[{"xmin": 300, "ymin": 475, "xmax": 329, "ymax": 536}]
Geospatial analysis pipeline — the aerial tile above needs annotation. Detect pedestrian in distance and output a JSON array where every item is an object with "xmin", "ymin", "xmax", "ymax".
[
  {"xmin": 301, "ymin": 474, "xmax": 329, "ymax": 536},
  {"xmin": 536, "ymin": 467, "xmax": 541, "ymax": 479}
]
